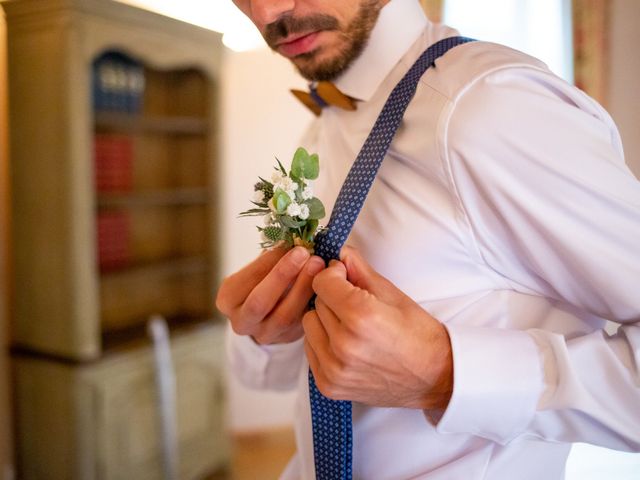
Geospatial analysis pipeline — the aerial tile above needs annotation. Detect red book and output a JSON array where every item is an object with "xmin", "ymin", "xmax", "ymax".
[
  {"xmin": 97, "ymin": 210, "xmax": 131, "ymax": 271},
  {"xmin": 94, "ymin": 134, "xmax": 133, "ymax": 192}
]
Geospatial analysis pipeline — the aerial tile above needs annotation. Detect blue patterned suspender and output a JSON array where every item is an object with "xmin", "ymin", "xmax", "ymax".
[{"xmin": 309, "ymin": 36, "xmax": 476, "ymax": 480}]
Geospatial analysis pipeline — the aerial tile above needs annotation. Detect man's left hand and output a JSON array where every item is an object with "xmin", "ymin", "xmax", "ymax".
[{"xmin": 303, "ymin": 246, "xmax": 454, "ymax": 410}]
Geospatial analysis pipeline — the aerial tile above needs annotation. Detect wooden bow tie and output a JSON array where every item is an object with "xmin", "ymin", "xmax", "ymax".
[{"xmin": 291, "ymin": 81, "xmax": 357, "ymax": 116}]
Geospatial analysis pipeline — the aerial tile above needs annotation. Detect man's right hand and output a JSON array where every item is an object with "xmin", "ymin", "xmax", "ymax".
[{"xmin": 216, "ymin": 246, "xmax": 325, "ymax": 345}]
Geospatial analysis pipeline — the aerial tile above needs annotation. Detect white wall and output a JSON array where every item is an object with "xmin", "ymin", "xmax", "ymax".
[
  {"xmin": 220, "ymin": 48, "xmax": 313, "ymax": 432},
  {"xmin": 607, "ymin": 0, "xmax": 640, "ymax": 178}
]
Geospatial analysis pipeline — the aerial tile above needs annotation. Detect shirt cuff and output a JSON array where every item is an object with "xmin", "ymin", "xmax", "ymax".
[
  {"xmin": 225, "ymin": 326, "xmax": 305, "ymax": 391},
  {"xmin": 435, "ymin": 325, "xmax": 544, "ymax": 444}
]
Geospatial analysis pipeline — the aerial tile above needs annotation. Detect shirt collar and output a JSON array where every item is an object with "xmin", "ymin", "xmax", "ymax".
[{"xmin": 333, "ymin": 0, "xmax": 429, "ymax": 103}]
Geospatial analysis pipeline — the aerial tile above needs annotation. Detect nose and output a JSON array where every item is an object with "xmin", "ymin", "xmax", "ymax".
[{"xmin": 248, "ymin": 0, "xmax": 295, "ymax": 27}]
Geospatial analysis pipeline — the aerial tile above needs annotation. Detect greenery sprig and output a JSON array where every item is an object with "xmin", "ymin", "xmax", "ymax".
[{"xmin": 240, "ymin": 147, "xmax": 326, "ymax": 252}]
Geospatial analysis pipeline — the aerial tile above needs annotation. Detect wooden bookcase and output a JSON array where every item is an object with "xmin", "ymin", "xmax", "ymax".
[
  {"xmin": 94, "ymin": 65, "xmax": 217, "ymax": 350},
  {"xmin": 4, "ymin": 1, "xmax": 229, "ymax": 478},
  {"xmin": 6, "ymin": 0, "xmax": 224, "ymax": 359}
]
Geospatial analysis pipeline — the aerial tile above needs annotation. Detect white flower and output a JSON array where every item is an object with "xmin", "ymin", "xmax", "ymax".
[
  {"xmin": 272, "ymin": 173, "xmax": 298, "ymax": 194},
  {"xmin": 286, "ymin": 202, "xmax": 302, "ymax": 217},
  {"xmin": 267, "ymin": 197, "xmax": 277, "ymax": 212},
  {"xmin": 299, "ymin": 204, "xmax": 310, "ymax": 220},
  {"xmin": 271, "ymin": 171, "xmax": 286, "ymax": 185},
  {"xmin": 301, "ymin": 185, "xmax": 313, "ymax": 200},
  {"xmin": 279, "ymin": 177, "xmax": 298, "ymax": 194},
  {"xmin": 253, "ymin": 190, "xmax": 265, "ymax": 204},
  {"xmin": 263, "ymin": 213, "xmax": 275, "ymax": 225}
]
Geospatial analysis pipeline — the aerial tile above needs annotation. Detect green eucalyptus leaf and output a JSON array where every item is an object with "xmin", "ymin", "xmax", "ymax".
[
  {"xmin": 291, "ymin": 147, "xmax": 309, "ymax": 179},
  {"xmin": 305, "ymin": 153, "xmax": 319, "ymax": 180},
  {"xmin": 291, "ymin": 148, "xmax": 319, "ymax": 180},
  {"xmin": 280, "ymin": 215, "xmax": 306, "ymax": 229},
  {"xmin": 305, "ymin": 197, "xmax": 325, "ymax": 220},
  {"xmin": 273, "ymin": 189, "xmax": 291, "ymax": 214}
]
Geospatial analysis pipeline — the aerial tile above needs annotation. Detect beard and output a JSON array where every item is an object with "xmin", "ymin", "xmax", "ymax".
[{"xmin": 263, "ymin": 0, "xmax": 384, "ymax": 81}]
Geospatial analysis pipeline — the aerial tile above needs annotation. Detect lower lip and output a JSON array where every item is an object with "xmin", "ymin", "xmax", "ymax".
[{"xmin": 278, "ymin": 32, "xmax": 320, "ymax": 58}]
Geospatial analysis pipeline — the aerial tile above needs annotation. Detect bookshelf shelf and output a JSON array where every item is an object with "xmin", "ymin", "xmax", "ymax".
[
  {"xmin": 101, "ymin": 314, "xmax": 215, "ymax": 353},
  {"xmin": 97, "ymin": 187, "xmax": 210, "ymax": 208},
  {"xmin": 100, "ymin": 255, "xmax": 210, "ymax": 278},
  {"xmin": 95, "ymin": 111, "xmax": 209, "ymax": 135}
]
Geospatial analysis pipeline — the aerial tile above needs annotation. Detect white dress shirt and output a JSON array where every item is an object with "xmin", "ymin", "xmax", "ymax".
[{"xmin": 226, "ymin": 0, "xmax": 640, "ymax": 478}]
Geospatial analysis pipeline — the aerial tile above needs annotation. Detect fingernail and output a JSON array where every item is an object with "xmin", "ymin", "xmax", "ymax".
[
  {"xmin": 306, "ymin": 257, "xmax": 325, "ymax": 275},
  {"xmin": 289, "ymin": 246, "xmax": 309, "ymax": 265}
]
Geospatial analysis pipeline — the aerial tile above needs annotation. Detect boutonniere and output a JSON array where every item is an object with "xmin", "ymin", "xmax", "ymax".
[{"xmin": 240, "ymin": 147, "xmax": 326, "ymax": 253}]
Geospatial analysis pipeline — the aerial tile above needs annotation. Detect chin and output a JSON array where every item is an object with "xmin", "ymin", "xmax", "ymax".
[{"xmin": 293, "ymin": 50, "xmax": 348, "ymax": 82}]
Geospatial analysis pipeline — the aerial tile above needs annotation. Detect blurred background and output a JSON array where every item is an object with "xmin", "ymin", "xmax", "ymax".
[{"xmin": 0, "ymin": 0, "xmax": 638, "ymax": 479}]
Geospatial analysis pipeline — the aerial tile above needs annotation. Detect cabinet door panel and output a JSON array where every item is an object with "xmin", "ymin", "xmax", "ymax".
[{"xmin": 89, "ymin": 327, "xmax": 228, "ymax": 480}]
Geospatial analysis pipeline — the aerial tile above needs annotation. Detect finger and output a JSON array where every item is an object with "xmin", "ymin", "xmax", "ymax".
[
  {"xmin": 216, "ymin": 246, "xmax": 288, "ymax": 314},
  {"xmin": 252, "ymin": 256, "xmax": 325, "ymax": 344},
  {"xmin": 315, "ymin": 297, "xmax": 342, "ymax": 340},
  {"xmin": 340, "ymin": 245, "xmax": 406, "ymax": 305},
  {"xmin": 239, "ymin": 246, "xmax": 311, "ymax": 327},
  {"xmin": 254, "ymin": 319, "xmax": 304, "ymax": 345},
  {"xmin": 272, "ymin": 255, "xmax": 325, "ymax": 321},
  {"xmin": 302, "ymin": 309, "xmax": 330, "ymax": 353},
  {"xmin": 304, "ymin": 339, "xmax": 327, "ymax": 390},
  {"xmin": 303, "ymin": 312, "xmax": 338, "ymax": 398},
  {"xmin": 303, "ymin": 318, "xmax": 343, "ymax": 400},
  {"xmin": 312, "ymin": 260, "xmax": 366, "ymax": 318}
]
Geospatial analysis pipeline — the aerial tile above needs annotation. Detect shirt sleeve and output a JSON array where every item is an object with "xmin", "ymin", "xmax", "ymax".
[
  {"xmin": 437, "ymin": 65, "xmax": 640, "ymax": 450},
  {"xmin": 225, "ymin": 324, "xmax": 305, "ymax": 392}
]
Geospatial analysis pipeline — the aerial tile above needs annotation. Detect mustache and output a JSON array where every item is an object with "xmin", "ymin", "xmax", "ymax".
[{"xmin": 264, "ymin": 14, "xmax": 339, "ymax": 47}]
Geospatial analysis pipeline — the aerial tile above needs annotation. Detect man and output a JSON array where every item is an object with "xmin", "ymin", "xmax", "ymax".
[{"xmin": 216, "ymin": 0, "xmax": 640, "ymax": 478}]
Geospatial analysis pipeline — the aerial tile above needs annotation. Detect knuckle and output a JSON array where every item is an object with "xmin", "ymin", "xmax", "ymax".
[
  {"xmin": 332, "ymin": 336, "xmax": 352, "ymax": 363},
  {"xmin": 269, "ymin": 311, "xmax": 295, "ymax": 330},
  {"xmin": 301, "ymin": 310, "xmax": 317, "ymax": 331},
  {"xmin": 229, "ymin": 318, "xmax": 250, "ymax": 336},
  {"xmin": 315, "ymin": 376, "xmax": 339, "ymax": 400},
  {"xmin": 214, "ymin": 282, "xmax": 231, "ymax": 314},
  {"xmin": 343, "ymin": 288, "xmax": 364, "ymax": 310},
  {"xmin": 349, "ymin": 313, "xmax": 368, "ymax": 335},
  {"xmin": 243, "ymin": 294, "xmax": 268, "ymax": 319},
  {"xmin": 324, "ymin": 359, "xmax": 346, "ymax": 385},
  {"xmin": 273, "ymin": 259, "xmax": 301, "ymax": 284},
  {"xmin": 251, "ymin": 328, "xmax": 273, "ymax": 346}
]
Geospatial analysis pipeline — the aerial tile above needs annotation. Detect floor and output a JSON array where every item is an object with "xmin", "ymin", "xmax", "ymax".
[{"xmin": 208, "ymin": 428, "xmax": 296, "ymax": 480}]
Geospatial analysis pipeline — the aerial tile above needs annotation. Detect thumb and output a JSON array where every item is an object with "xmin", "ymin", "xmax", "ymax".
[{"xmin": 339, "ymin": 246, "xmax": 406, "ymax": 304}]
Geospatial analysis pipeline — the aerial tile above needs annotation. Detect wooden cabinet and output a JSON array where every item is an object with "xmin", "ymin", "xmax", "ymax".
[
  {"xmin": 15, "ymin": 324, "xmax": 229, "ymax": 480},
  {"xmin": 3, "ymin": 0, "xmax": 229, "ymax": 477}
]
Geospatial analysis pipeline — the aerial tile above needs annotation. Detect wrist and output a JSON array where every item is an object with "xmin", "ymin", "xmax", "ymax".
[{"xmin": 421, "ymin": 323, "xmax": 454, "ymax": 410}]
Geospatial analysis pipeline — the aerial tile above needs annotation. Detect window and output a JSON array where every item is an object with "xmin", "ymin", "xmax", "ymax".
[{"xmin": 443, "ymin": 0, "xmax": 573, "ymax": 81}]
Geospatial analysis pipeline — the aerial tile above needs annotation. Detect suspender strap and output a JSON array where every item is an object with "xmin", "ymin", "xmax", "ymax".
[{"xmin": 309, "ymin": 36, "xmax": 476, "ymax": 480}]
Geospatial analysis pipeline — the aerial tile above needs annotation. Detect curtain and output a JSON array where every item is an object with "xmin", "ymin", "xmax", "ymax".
[
  {"xmin": 420, "ymin": 0, "xmax": 445, "ymax": 23},
  {"xmin": 572, "ymin": 0, "xmax": 611, "ymax": 105}
]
